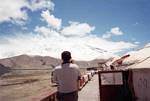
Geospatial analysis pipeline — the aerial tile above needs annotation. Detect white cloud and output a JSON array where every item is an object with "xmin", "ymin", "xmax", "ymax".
[
  {"xmin": 0, "ymin": 0, "xmax": 54, "ymax": 24},
  {"xmin": 0, "ymin": 30, "xmax": 137, "ymax": 60},
  {"xmin": 29, "ymin": 0, "xmax": 54, "ymax": 11},
  {"xmin": 102, "ymin": 27, "xmax": 124, "ymax": 39},
  {"xmin": 110, "ymin": 41, "xmax": 137, "ymax": 52},
  {"xmin": 61, "ymin": 21, "xmax": 95, "ymax": 37},
  {"xmin": 102, "ymin": 33, "xmax": 111, "ymax": 39},
  {"xmin": 41, "ymin": 10, "xmax": 62, "ymax": 29},
  {"xmin": 110, "ymin": 27, "xmax": 123, "ymax": 35},
  {"xmin": 34, "ymin": 26, "xmax": 60, "ymax": 37},
  {"xmin": 0, "ymin": 0, "xmax": 28, "ymax": 23},
  {"xmin": 0, "ymin": 1, "xmax": 138, "ymax": 60}
]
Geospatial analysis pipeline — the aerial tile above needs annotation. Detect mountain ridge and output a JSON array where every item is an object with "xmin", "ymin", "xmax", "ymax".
[{"xmin": 0, "ymin": 54, "xmax": 108, "ymax": 76}]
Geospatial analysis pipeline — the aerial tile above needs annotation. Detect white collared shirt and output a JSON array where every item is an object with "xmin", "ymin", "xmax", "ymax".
[{"xmin": 52, "ymin": 63, "xmax": 81, "ymax": 93}]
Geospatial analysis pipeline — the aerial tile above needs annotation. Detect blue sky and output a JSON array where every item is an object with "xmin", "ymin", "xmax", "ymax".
[
  {"xmin": 0, "ymin": 0, "xmax": 149, "ymax": 60},
  {"xmin": 54, "ymin": 0, "xmax": 150, "ymax": 43}
]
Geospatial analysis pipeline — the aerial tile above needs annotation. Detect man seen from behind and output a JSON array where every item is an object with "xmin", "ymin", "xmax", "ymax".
[{"xmin": 52, "ymin": 51, "xmax": 81, "ymax": 101}]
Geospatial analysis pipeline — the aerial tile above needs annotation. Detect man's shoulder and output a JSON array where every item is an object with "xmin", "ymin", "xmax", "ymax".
[
  {"xmin": 54, "ymin": 63, "xmax": 79, "ymax": 69},
  {"xmin": 70, "ymin": 63, "xmax": 79, "ymax": 69},
  {"xmin": 54, "ymin": 65, "xmax": 62, "ymax": 70}
]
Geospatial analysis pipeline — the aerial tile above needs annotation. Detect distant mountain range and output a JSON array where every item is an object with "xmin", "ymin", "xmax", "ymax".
[
  {"xmin": 1, "ymin": 44, "xmax": 150, "ymax": 76},
  {"xmin": 0, "ymin": 54, "xmax": 108, "ymax": 76}
]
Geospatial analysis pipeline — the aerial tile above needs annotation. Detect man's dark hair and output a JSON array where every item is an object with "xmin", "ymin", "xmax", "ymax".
[{"xmin": 61, "ymin": 51, "xmax": 71, "ymax": 62}]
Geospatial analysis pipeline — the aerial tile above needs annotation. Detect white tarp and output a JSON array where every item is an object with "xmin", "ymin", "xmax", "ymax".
[{"xmin": 132, "ymin": 69, "xmax": 150, "ymax": 101}]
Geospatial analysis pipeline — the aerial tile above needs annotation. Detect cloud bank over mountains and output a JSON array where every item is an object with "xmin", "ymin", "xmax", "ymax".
[{"xmin": 0, "ymin": 0, "xmax": 138, "ymax": 60}]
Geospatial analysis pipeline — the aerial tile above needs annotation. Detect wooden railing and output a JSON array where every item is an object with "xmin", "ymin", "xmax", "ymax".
[{"xmin": 40, "ymin": 92, "xmax": 57, "ymax": 101}]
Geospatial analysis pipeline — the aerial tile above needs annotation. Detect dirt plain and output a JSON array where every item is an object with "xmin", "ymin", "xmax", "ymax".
[{"xmin": 0, "ymin": 68, "xmax": 87, "ymax": 101}]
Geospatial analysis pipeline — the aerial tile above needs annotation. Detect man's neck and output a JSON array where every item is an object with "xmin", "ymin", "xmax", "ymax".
[{"xmin": 62, "ymin": 61, "xmax": 70, "ymax": 64}]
